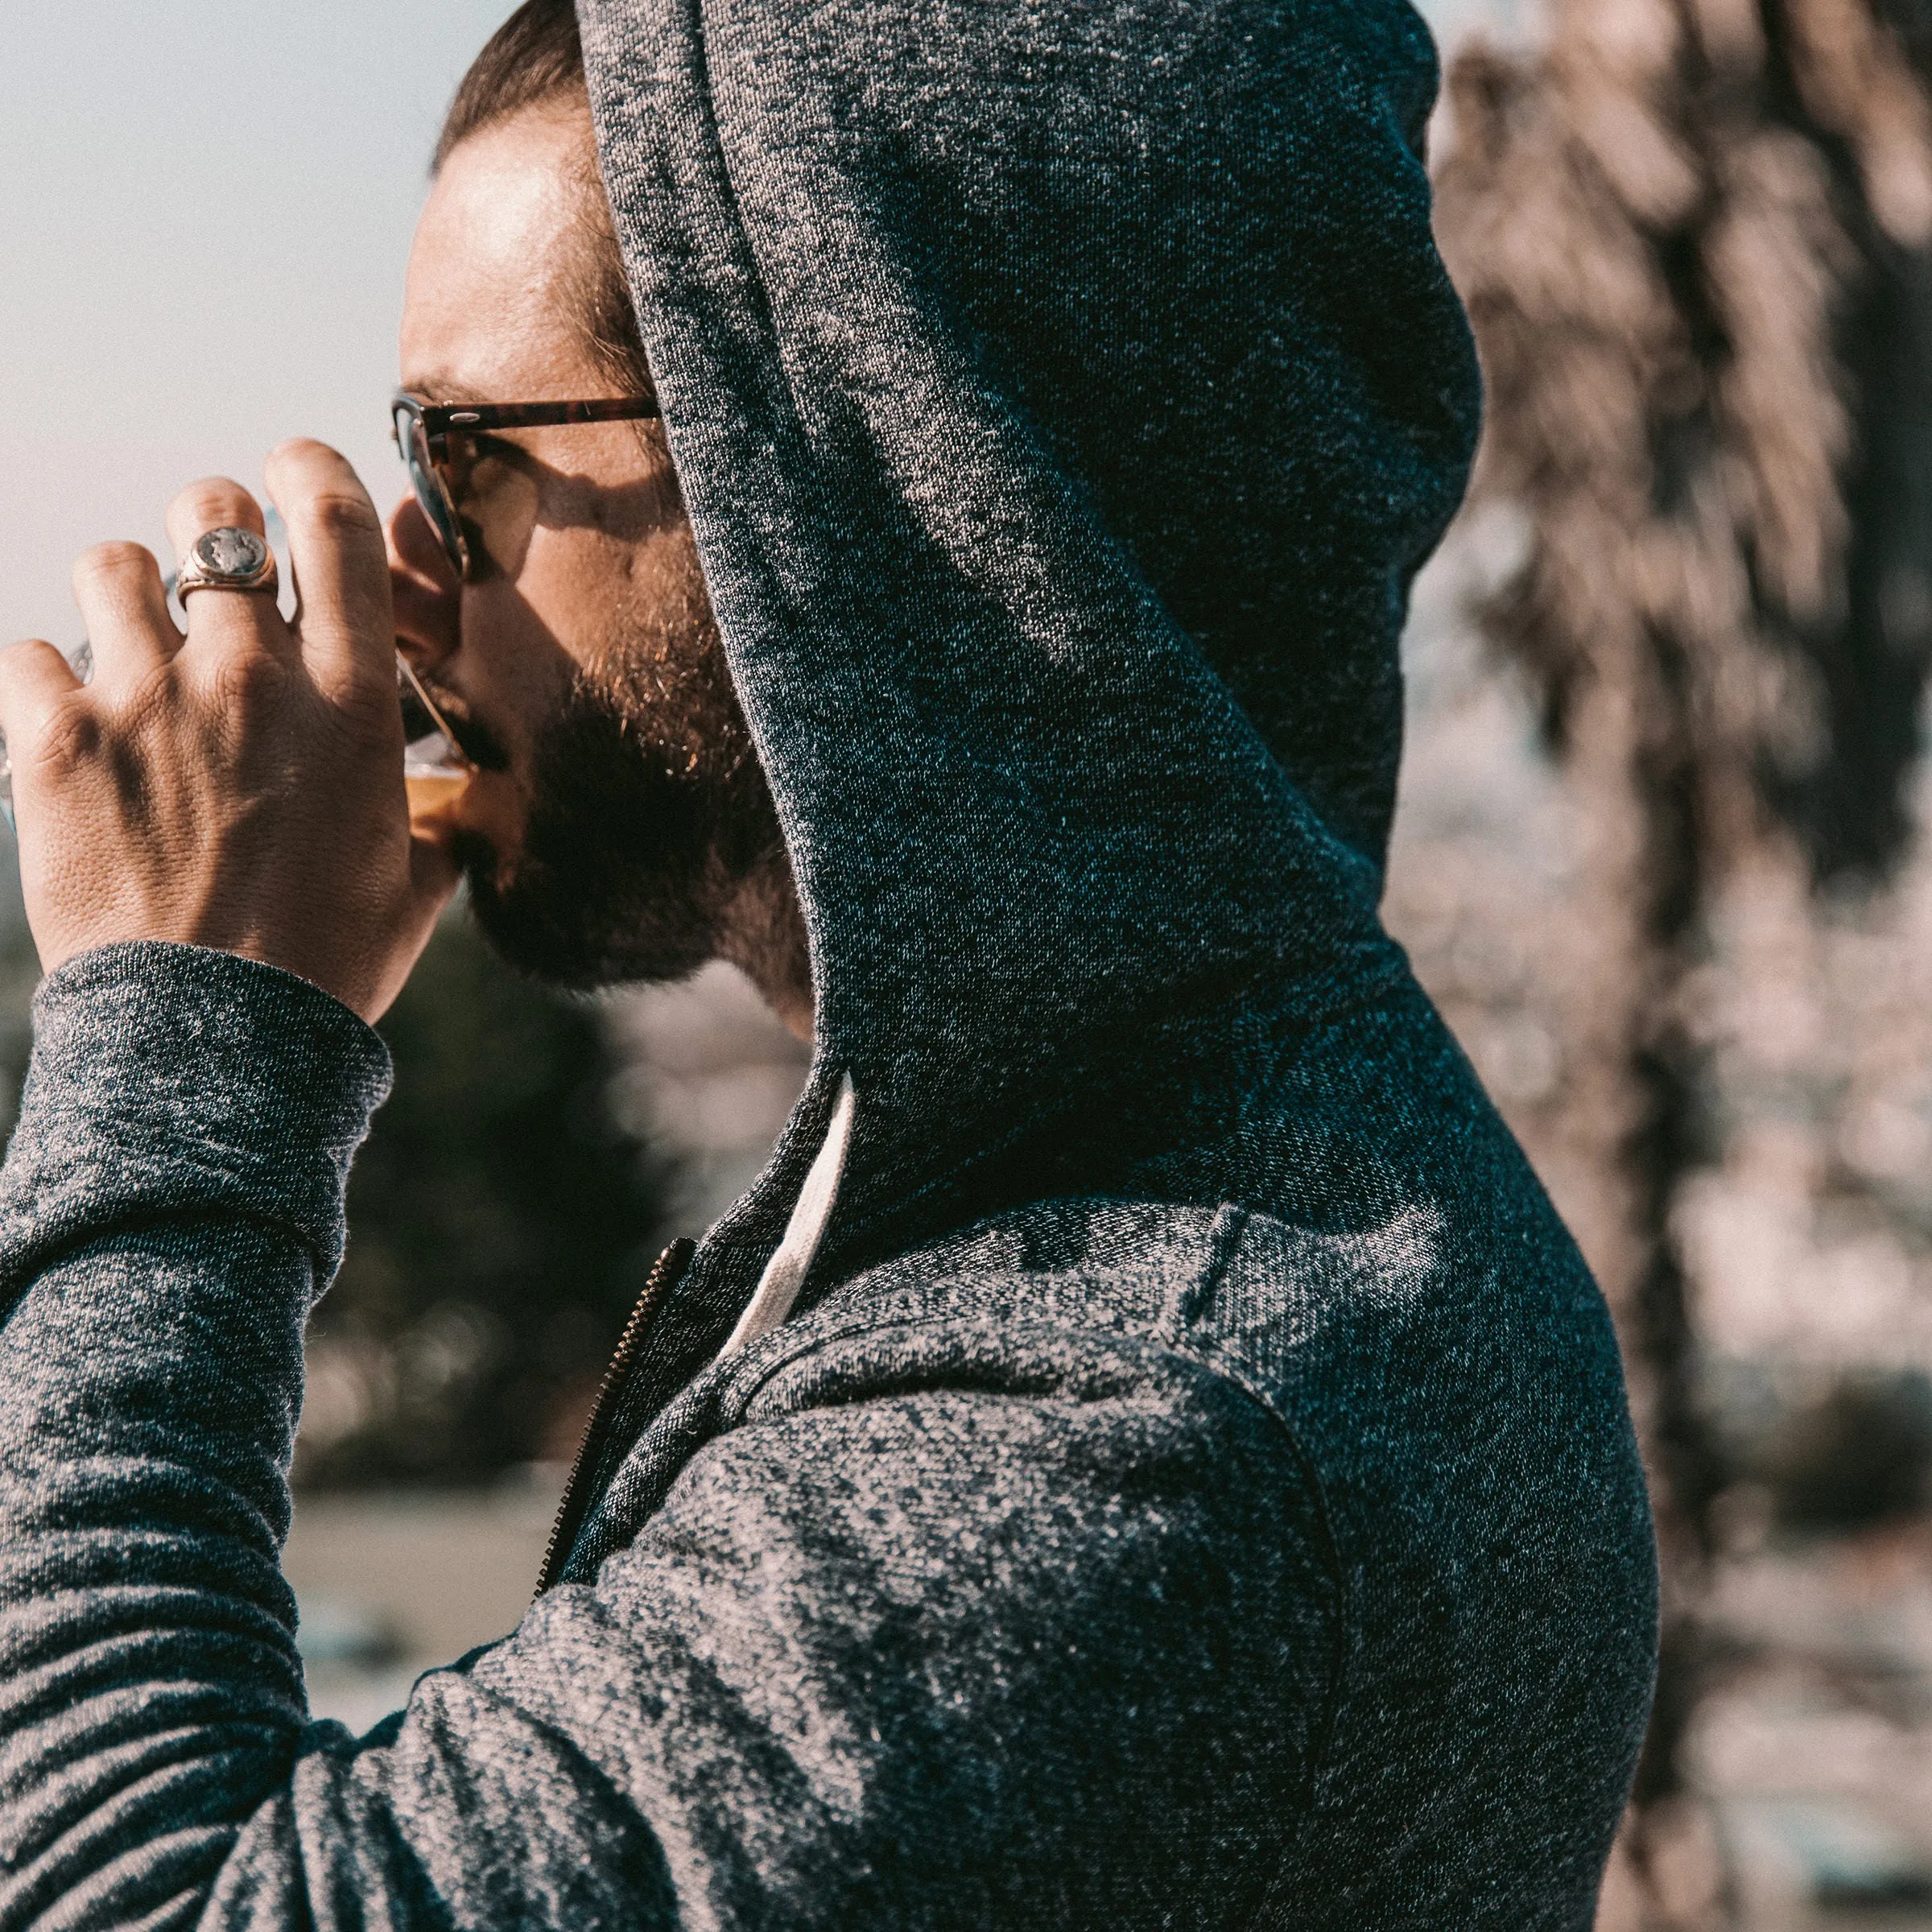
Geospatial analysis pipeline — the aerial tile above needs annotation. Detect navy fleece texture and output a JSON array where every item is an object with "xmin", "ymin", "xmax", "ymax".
[{"xmin": 0, "ymin": 0, "xmax": 1657, "ymax": 1924}]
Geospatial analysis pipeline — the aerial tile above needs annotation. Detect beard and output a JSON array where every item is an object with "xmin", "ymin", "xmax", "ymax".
[{"xmin": 450, "ymin": 617, "xmax": 782, "ymax": 993}]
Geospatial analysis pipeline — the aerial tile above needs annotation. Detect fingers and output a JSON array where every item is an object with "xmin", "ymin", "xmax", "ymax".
[
  {"xmin": 69, "ymin": 543, "xmax": 178, "ymax": 686},
  {"xmin": 0, "ymin": 638, "xmax": 85, "ymax": 794},
  {"xmin": 163, "ymin": 476, "xmax": 265, "ymax": 558},
  {"xmin": 163, "ymin": 477, "xmax": 287, "ymax": 660},
  {"xmin": 266, "ymin": 440, "xmax": 393, "ymax": 700}
]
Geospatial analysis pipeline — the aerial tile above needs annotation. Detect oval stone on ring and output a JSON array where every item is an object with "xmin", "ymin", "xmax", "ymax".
[{"xmin": 176, "ymin": 526, "xmax": 278, "ymax": 598}]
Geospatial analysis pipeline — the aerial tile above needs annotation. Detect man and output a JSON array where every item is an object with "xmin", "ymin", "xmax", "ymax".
[{"xmin": 0, "ymin": 0, "xmax": 1656, "ymax": 1925}]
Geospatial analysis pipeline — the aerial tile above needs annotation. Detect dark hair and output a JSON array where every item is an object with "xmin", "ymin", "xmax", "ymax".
[
  {"xmin": 436, "ymin": 0, "xmax": 584, "ymax": 170},
  {"xmin": 436, "ymin": 0, "xmax": 652, "ymax": 398}
]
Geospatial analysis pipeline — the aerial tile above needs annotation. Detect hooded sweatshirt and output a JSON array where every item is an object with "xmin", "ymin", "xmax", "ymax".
[{"xmin": 0, "ymin": 0, "xmax": 1657, "ymax": 1926}]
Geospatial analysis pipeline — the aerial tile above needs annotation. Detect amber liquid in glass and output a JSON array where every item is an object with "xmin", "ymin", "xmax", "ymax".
[
  {"xmin": 404, "ymin": 764, "xmax": 472, "ymax": 820},
  {"xmin": 398, "ymin": 653, "xmax": 474, "ymax": 828}
]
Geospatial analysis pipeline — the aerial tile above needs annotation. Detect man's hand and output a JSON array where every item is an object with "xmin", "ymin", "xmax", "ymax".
[{"xmin": 0, "ymin": 441, "xmax": 456, "ymax": 1023}]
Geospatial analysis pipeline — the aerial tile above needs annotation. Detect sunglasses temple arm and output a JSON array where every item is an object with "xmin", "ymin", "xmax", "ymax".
[{"xmin": 398, "ymin": 654, "xmax": 477, "ymax": 768}]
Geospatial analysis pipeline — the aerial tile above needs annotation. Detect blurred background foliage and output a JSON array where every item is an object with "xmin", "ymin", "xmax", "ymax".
[
  {"xmin": 6, "ymin": 0, "xmax": 1932, "ymax": 1917},
  {"xmin": 1401, "ymin": 0, "xmax": 1932, "ymax": 1920},
  {"xmin": 0, "ymin": 877, "xmax": 672, "ymax": 1490},
  {"xmin": 296, "ymin": 913, "xmax": 668, "ymax": 1488}
]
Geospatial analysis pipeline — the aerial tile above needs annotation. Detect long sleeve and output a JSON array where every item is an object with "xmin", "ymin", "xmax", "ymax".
[
  {"xmin": 0, "ymin": 943, "xmax": 388, "ymax": 1925},
  {"xmin": 0, "ymin": 943, "xmax": 1342, "ymax": 1931}
]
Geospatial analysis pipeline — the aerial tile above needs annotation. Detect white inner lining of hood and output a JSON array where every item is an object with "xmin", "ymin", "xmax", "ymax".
[{"xmin": 720, "ymin": 1073, "xmax": 857, "ymax": 1356}]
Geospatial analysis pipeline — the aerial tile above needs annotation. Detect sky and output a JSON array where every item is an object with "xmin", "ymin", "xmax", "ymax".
[
  {"xmin": 0, "ymin": 0, "xmax": 1510, "ymax": 654},
  {"xmin": 0, "ymin": 2, "xmax": 510, "ymax": 651}
]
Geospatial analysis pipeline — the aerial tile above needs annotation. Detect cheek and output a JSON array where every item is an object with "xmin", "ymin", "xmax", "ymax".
[
  {"xmin": 456, "ymin": 575, "xmax": 580, "ymax": 755},
  {"xmin": 619, "ymin": 523, "xmax": 718, "ymax": 653},
  {"xmin": 485, "ymin": 524, "xmax": 632, "ymax": 681}
]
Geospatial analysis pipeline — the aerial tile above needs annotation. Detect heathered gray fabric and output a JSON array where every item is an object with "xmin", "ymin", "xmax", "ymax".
[{"xmin": 0, "ymin": 0, "xmax": 1657, "ymax": 1924}]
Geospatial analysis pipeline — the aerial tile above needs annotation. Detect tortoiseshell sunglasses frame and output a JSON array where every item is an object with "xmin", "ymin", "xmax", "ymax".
[{"xmin": 390, "ymin": 390, "xmax": 661, "ymax": 581}]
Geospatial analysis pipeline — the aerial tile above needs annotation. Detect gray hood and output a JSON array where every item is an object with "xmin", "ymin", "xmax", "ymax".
[{"xmin": 576, "ymin": 0, "xmax": 1480, "ymax": 1281}]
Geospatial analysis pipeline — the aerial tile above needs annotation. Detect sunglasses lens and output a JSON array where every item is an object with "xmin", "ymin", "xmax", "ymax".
[{"xmin": 394, "ymin": 405, "xmax": 469, "ymax": 580}]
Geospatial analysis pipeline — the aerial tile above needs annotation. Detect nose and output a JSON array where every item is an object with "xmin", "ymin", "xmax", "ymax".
[{"xmin": 388, "ymin": 493, "xmax": 462, "ymax": 670}]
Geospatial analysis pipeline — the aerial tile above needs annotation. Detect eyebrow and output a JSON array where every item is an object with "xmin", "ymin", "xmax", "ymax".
[{"xmin": 398, "ymin": 374, "xmax": 494, "ymax": 407}]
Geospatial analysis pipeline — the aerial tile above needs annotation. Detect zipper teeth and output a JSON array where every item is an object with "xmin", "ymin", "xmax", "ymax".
[{"xmin": 533, "ymin": 1236, "xmax": 695, "ymax": 1599}]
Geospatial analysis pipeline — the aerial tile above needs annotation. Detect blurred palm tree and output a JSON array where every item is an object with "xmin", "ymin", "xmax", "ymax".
[{"xmin": 1435, "ymin": 0, "xmax": 1932, "ymax": 1919}]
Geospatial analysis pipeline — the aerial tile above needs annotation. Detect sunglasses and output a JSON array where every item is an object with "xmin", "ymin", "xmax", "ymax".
[{"xmin": 391, "ymin": 390, "xmax": 661, "ymax": 583}]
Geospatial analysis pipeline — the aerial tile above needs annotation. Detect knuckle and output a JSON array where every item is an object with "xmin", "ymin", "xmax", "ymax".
[
  {"xmin": 336, "ymin": 671, "xmax": 402, "ymax": 732},
  {"xmin": 0, "ymin": 638, "xmax": 58, "ymax": 683},
  {"xmin": 169, "ymin": 477, "xmax": 256, "ymax": 530},
  {"xmin": 73, "ymin": 540, "xmax": 156, "ymax": 588},
  {"xmin": 207, "ymin": 647, "xmax": 291, "ymax": 714},
  {"xmin": 30, "ymin": 700, "xmax": 101, "ymax": 777},
  {"xmin": 299, "ymin": 491, "xmax": 382, "ymax": 543},
  {"xmin": 0, "ymin": 638, "xmax": 64, "ymax": 700}
]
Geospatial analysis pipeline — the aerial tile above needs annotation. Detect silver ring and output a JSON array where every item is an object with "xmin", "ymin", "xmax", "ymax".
[{"xmin": 175, "ymin": 526, "xmax": 278, "ymax": 599}]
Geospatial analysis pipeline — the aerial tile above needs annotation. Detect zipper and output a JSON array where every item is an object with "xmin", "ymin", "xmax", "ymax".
[{"xmin": 533, "ymin": 1236, "xmax": 696, "ymax": 1598}]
